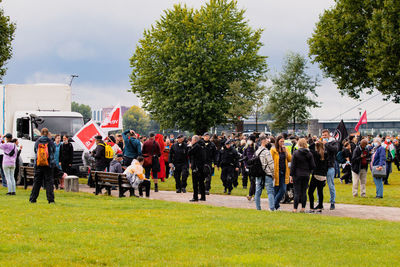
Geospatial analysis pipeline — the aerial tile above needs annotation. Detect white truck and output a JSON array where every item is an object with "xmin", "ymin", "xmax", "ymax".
[{"xmin": 0, "ymin": 83, "xmax": 85, "ymax": 173}]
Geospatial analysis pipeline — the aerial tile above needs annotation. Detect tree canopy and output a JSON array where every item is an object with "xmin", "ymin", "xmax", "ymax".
[
  {"xmin": 0, "ymin": 2, "xmax": 15, "ymax": 82},
  {"xmin": 71, "ymin": 102, "xmax": 92, "ymax": 123},
  {"xmin": 122, "ymin": 106, "xmax": 150, "ymax": 135},
  {"xmin": 309, "ymin": 0, "xmax": 400, "ymax": 102},
  {"xmin": 130, "ymin": 0, "xmax": 267, "ymax": 134},
  {"xmin": 266, "ymin": 52, "xmax": 320, "ymax": 132}
]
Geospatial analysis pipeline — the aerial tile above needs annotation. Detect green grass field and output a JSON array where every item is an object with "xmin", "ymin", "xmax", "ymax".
[
  {"xmin": 153, "ymin": 168, "xmax": 400, "ymax": 207},
  {"xmin": 0, "ymin": 188, "xmax": 399, "ymax": 266}
]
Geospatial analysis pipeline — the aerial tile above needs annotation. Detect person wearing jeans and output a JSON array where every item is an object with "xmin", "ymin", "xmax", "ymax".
[
  {"xmin": 254, "ymin": 136, "xmax": 275, "ymax": 211},
  {"xmin": 0, "ymin": 134, "xmax": 18, "ymax": 195},
  {"xmin": 371, "ymin": 138, "xmax": 386, "ymax": 198},
  {"xmin": 271, "ymin": 136, "xmax": 292, "ymax": 210},
  {"xmin": 322, "ymin": 129, "xmax": 340, "ymax": 210}
]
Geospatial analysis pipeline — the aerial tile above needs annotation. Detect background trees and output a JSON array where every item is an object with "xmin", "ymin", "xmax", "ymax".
[
  {"xmin": 130, "ymin": 0, "xmax": 267, "ymax": 135},
  {"xmin": 71, "ymin": 102, "xmax": 92, "ymax": 123},
  {"xmin": 309, "ymin": 0, "xmax": 400, "ymax": 102},
  {"xmin": 0, "ymin": 1, "xmax": 15, "ymax": 82},
  {"xmin": 122, "ymin": 106, "xmax": 150, "ymax": 135},
  {"xmin": 266, "ymin": 52, "xmax": 320, "ymax": 132}
]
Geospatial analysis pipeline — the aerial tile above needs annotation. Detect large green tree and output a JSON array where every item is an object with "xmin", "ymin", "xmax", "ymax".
[
  {"xmin": 122, "ymin": 106, "xmax": 150, "ymax": 135},
  {"xmin": 0, "ymin": 1, "xmax": 15, "ymax": 82},
  {"xmin": 71, "ymin": 102, "xmax": 92, "ymax": 123},
  {"xmin": 266, "ymin": 52, "xmax": 320, "ymax": 132},
  {"xmin": 130, "ymin": 0, "xmax": 267, "ymax": 134},
  {"xmin": 309, "ymin": 0, "xmax": 400, "ymax": 102}
]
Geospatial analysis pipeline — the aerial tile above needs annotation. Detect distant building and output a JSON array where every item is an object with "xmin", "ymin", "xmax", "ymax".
[{"xmin": 92, "ymin": 106, "xmax": 130, "ymax": 123}]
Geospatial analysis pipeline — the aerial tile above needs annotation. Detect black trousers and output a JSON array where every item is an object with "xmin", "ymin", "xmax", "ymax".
[
  {"xmin": 293, "ymin": 175, "xmax": 310, "ymax": 209},
  {"xmin": 248, "ymin": 176, "xmax": 256, "ymax": 196},
  {"xmin": 242, "ymin": 168, "xmax": 249, "ymax": 187},
  {"xmin": 221, "ymin": 166, "xmax": 234, "ymax": 191},
  {"xmin": 308, "ymin": 176, "xmax": 326, "ymax": 209},
  {"xmin": 165, "ymin": 162, "xmax": 170, "ymax": 178},
  {"xmin": 204, "ymin": 164, "xmax": 214, "ymax": 191},
  {"xmin": 139, "ymin": 180, "xmax": 151, "ymax": 197},
  {"xmin": 29, "ymin": 166, "xmax": 54, "ymax": 203},
  {"xmin": 341, "ymin": 165, "xmax": 352, "ymax": 184},
  {"xmin": 192, "ymin": 169, "xmax": 205, "ymax": 200},
  {"xmin": 123, "ymin": 156, "xmax": 134, "ymax": 167},
  {"xmin": 61, "ymin": 162, "xmax": 72, "ymax": 175},
  {"xmin": 173, "ymin": 165, "xmax": 189, "ymax": 190},
  {"xmin": 233, "ymin": 169, "xmax": 239, "ymax": 188}
]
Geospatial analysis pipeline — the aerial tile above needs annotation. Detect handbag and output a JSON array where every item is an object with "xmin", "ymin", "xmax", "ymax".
[{"xmin": 371, "ymin": 166, "xmax": 386, "ymax": 178}]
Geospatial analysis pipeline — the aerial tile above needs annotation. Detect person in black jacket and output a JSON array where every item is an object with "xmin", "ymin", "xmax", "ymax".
[
  {"xmin": 308, "ymin": 141, "xmax": 328, "ymax": 211},
  {"xmin": 188, "ymin": 135, "xmax": 206, "ymax": 202},
  {"xmin": 290, "ymin": 138, "xmax": 315, "ymax": 213},
  {"xmin": 340, "ymin": 142, "xmax": 353, "ymax": 184},
  {"xmin": 59, "ymin": 135, "xmax": 74, "ymax": 175},
  {"xmin": 169, "ymin": 134, "xmax": 189, "ymax": 193},
  {"xmin": 217, "ymin": 139, "xmax": 239, "ymax": 195},
  {"xmin": 202, "ymin": 132, "xmax": 217, "ymax": 195},
  {"xmin": 93, "ymin": 136, "xmax": 108, "ymax": 171},
  {"xmin": 351, "ymin": 139, "xmax": 370, "ymax": 197}
]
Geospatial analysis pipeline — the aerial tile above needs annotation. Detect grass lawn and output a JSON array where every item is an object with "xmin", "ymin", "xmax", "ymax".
[
  {"xmin": 0, "ymin": 188, "xmax": 399, "ymax": 266},
  {"xmin": 153, "ymin": 169, "xmax": 400, "ymax": 208}
]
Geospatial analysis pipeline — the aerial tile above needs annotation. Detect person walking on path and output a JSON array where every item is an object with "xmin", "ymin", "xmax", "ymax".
[
  {"xmin": 244, "ymin": 135, "xmax": 258, "ymax": 201},
  {"xmin": 169, "ymin": 134, "xmax": 189, "ymax": 193},
  {"xmin": 270, "ymin": 136, "xmax": 292, "ymax": 210},
  {"xmin": 290, "ymin": 138, "xmax": 315, "ymax": 213},
  {"xmin": 154, "ymin": 134, "xmax": 166, "ymax": 182},
  {"xmin": 321, "ymin": 129, "xmax": 340, "ymax": 210},
  {"xmin": 0, "ymin": 134, "xmax": 18, "ymax": 195},
  {"xmin": 203, "ymin": 132, "xmax": 217, "ymax": 195},
  {"xmin": 142, "ymin": 133, "xmax": 161, "ymax": 192},
  {"xmin": 29, "ymin": 128, "xmax": 56, "ymax": 203},
  {"xmin": 309, "ymin": 141, "xmax": 328, "ymax": 211},
  {"xmin": 371, "ymin": 138, "xmax": 386, "ymax": 199},
  {"xmin": 254, "ymin": 135, "xmax": 275, "ymax": 211},
  {"xmin": 217, "ymin": 139, "xmax": 240, "ymax": 195},
  {"xmin": 351, "ymin": 139, "xmax": 370, "ymax": 197},
  {"xmin": 188, "ymin": 135, "xmax": 206, "ymax": 202}
]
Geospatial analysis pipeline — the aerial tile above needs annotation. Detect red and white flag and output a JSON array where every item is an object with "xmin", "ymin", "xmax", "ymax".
[
  {"xmin": 354, "ymin": 110, "xmax": 367, "ymax": 132},
  {"xmin": 100, "ymin": 104, "xmax": 123, "ymax": 131},
  {"xmin": 73, "ymin": 120, "xmax": 107, "ymax": 152}
]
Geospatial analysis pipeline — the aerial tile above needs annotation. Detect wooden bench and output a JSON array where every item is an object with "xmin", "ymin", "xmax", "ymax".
[
  {"xmin": 92, "ymin": 171, "xmax": 135, "ymax": 198},
  {"xmin": 20, "ymin": 166, "xmax": 35, "ymax": 189}
]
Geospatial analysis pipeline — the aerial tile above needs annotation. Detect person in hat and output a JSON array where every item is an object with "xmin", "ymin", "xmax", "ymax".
[
  {"xmin": 169, "ymin": 134, "xmax": 189, "ymax": 193},
  {"xmin": 202, "ymin": 132, "xmax": 217, "ymax": 195},
  {"xmin": 0, "ymin": 133, "xmax": 18, "ymax": 195},
  {"xmin": 92, "ymin": 135, "xmax": 109, "ymax": 171},
  {"xmin": 109, "ymin": 154, "xmax": 124, "ymax": 173},
  {"xmin": 217, "ymin": 139, "xmax": 240, "ymax": 194}
]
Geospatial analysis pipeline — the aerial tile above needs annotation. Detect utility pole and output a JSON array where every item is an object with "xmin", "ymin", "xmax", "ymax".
[{"xmin": 69, "ymin": 74, "xmax": 79, "ymax": 86}]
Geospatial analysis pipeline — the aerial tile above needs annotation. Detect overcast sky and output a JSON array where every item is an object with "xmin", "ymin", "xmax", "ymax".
[{"xmin": 2, "ymin": 0, "xmax": 399, "ymax": 120}]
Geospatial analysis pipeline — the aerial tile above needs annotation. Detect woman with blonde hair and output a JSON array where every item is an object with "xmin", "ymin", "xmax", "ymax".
[
  {"xmin": 290, "ymin": 138, "xmax": 315, "ymax": 212},
  {"xmin": 270, "ymin": 135, "xmax": 292, "ymax": 210}
]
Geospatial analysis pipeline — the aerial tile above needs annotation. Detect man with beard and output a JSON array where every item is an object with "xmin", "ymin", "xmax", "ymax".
[
  {"xmin": 169, "ymin": 134, "xmax": 189, "ymax": 193},
  {"xmin": 188, "ymin": 135, "xmax": 206, "ymax": 202},
  {"xmin": 218, "ymin": 139, "xmax": 240, "ymax": 195},
  {"xmin": 202, "ymin": 132, "xmax": 217, "ymax": 195}
]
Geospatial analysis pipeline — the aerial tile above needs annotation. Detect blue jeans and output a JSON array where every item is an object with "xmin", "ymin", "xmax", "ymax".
[
  {"xmin": 373, "ymin": 176, "xmax": 383, "ymax": 198},
  {"xmin": 334, "ymin": 161, "xmax": 341, "ymax": 178},
  {"xmin": 274, "ymin": 171, "xmax": 286, "ymax": 210},
  {"xmin": 255, "ymin": 175, "xmax": 275, "ymax": 211},
  {"xmin": 3, "ymin": 165, "xmax": 15, "ymax": 193},
  {"xmin": 326, "ymin": 167, "xmax": 336, "ymax": 204}
]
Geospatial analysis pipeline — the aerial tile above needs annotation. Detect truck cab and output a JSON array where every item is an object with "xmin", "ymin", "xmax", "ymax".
[{"xmin": 13, "ymin": 111, "xmax": 85, "ymax": 173}]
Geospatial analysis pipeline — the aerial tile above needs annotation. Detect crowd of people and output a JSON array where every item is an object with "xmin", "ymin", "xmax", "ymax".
[{"xmin": 1, "ymin": 127, "xmax": 399, "ymax": 210}]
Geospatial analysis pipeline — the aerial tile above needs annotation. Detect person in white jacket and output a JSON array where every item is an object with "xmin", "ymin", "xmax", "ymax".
[{"xmin": 254, "ymin": 135, "xmax": 275, "ymax": 211}]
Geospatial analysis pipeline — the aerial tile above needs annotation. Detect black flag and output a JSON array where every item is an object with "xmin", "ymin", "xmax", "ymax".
[{"xmin": 334, "ymin": 120, "xmax": 348, "ymax": 142}]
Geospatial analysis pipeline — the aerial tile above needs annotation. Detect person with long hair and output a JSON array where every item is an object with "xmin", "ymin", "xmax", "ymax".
[
  {"xmin": 308, "ymin": 141, "xmax": 328, "ymax": 212},
  {"xmin": 243, "ymin": 135, "xmax": 258, "ymax": 201},
  {"xmin": 270, "ymin": 135, "xmax": 292, "ymax": 210},
  {"xmin": 290, "ymin": 138, "xmax": 315, "ymax": 213}
]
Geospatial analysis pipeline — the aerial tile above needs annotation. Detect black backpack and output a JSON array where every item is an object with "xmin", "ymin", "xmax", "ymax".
[{"xmin": 247, "ymin": 148, "xmax": 266, "ymax": 177}]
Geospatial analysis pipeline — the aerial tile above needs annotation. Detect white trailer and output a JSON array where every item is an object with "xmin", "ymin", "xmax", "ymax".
[{"xmin": 0, "ymin": 84, "xmax": 85, "ymax": 171}]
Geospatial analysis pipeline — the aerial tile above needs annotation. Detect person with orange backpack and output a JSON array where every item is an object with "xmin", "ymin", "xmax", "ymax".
[{"xmin": 29, "ymin": 128, "xmax": 56, "ymax": 204}]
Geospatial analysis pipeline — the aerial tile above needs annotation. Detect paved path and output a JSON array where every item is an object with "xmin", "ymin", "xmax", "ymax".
[{"xmin": 79, "ymin": 185, "xmax": 400, "ymax": 222}]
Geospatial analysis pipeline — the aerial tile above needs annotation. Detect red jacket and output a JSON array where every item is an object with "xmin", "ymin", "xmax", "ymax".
[{"xmin": 142, "ymin": 139, "xmax": 161, "ymax": 157}]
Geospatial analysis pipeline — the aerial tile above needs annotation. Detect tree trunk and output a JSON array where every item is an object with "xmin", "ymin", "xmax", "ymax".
[{"xmin": 293, "ymin": 113, "xmax": 296, "ymax": 133}]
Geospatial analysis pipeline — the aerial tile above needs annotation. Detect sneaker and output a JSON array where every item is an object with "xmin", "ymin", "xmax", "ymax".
[
  {"xmin": 6, "ymin": 192, "xmax": 11, "ymax": 195},
  {"xmin": 205, "ymin": 191, "xmax": 210, "ymax": 195},
  {"xmin": 228, "ymin": 190, "xmax": 231, "ymax": 195},
  {"xmin": 182, "ymin": 188, "xmax": 186, "ymax": 193},
  {"xmin": 189, "ymin": 198, "xmax": 198, "ymax": 202},
  {"xmin": 224, "ymin": 188, "xmax": 227, "ymax": 193},
  {"xmin": 11, "ymin": 192, "xmax": 16, "ymax": 195},
  {"xmin": 176, "ymin": 189, "xmax": 181, "ymax": 193},
  {"xmin": 199, "ymin": 198, "xmax": 206, "ymax": 201},
  {"xmin": 330, "ymin": 203, "xmax": 335, "ymax": 210}
]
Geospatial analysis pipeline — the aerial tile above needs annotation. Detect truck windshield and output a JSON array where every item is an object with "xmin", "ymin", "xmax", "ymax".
[{"xmin": 32, "ymin": 116, "xmax": 84, "ymax": 139}]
